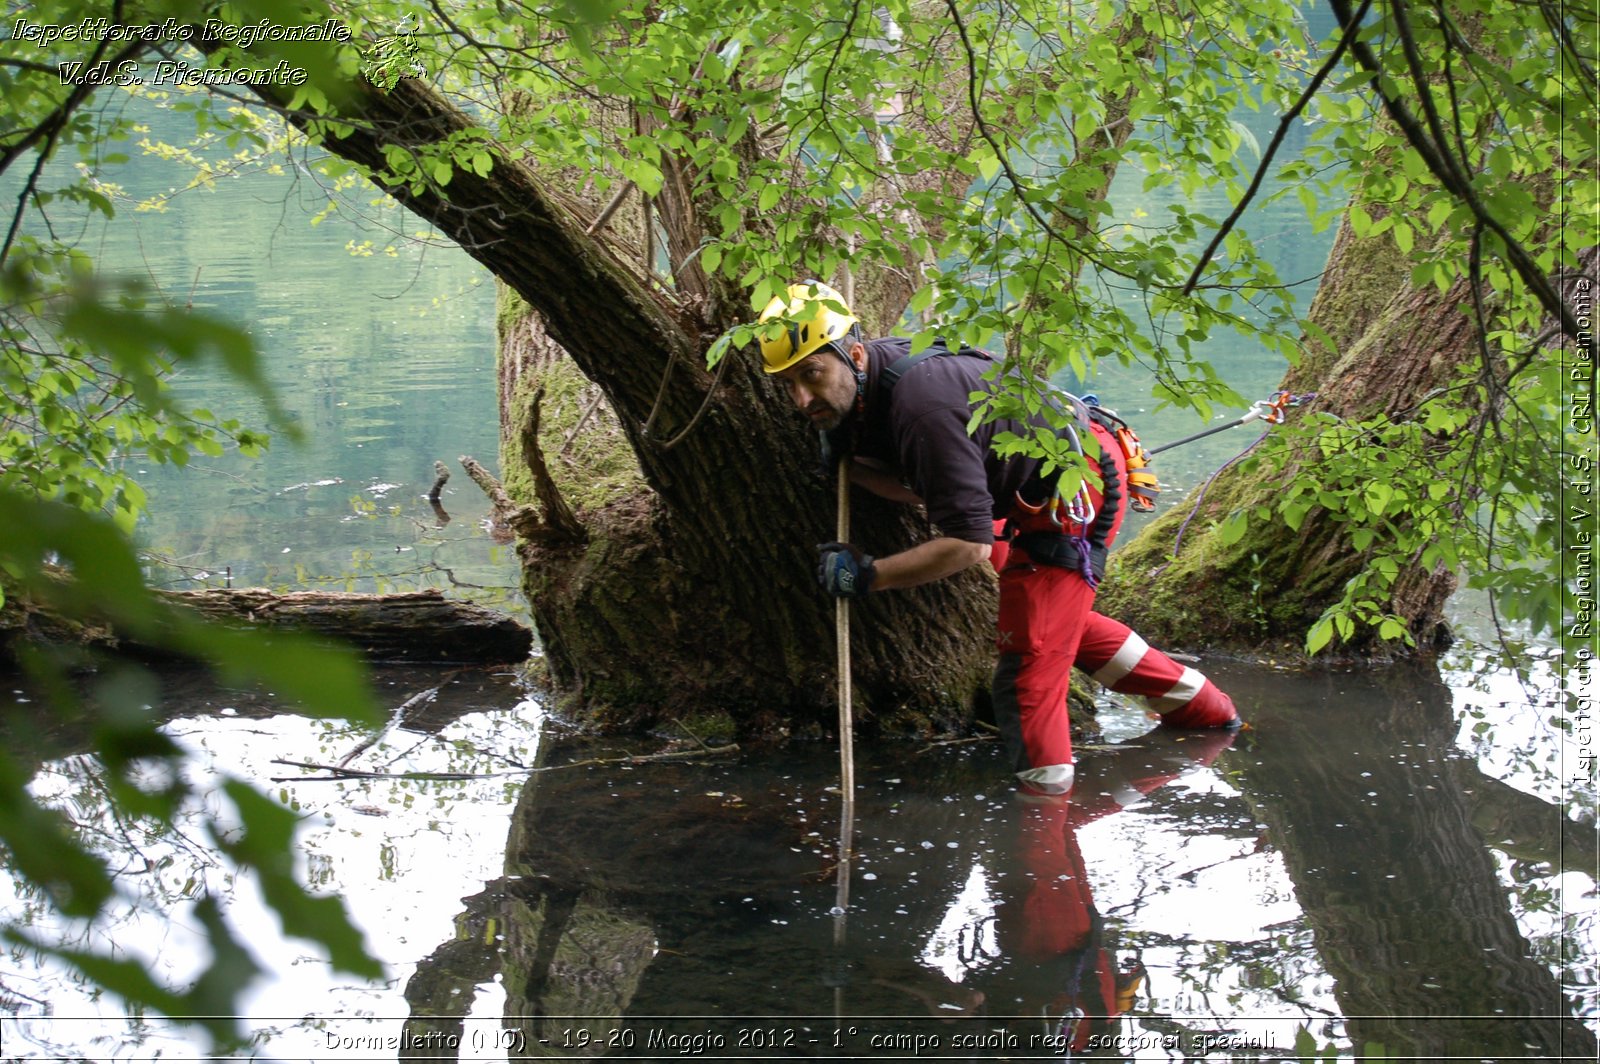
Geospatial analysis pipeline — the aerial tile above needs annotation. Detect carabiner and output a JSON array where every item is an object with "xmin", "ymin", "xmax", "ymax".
[
  {"xmin": 1247, "ymin": 397, "xmax": 1280, "ymax": 425},
  {"xmin": 1251, "ymin": 390, "xmax": 1297, "ymax": 425},
  {"xmin": 1062, "ymin": 482, "xmax": 1095, "ymax": 528}
]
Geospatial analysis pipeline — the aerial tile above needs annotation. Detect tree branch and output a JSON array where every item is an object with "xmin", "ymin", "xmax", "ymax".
[
  {"xmin": 1182, "ymin": 0, "xmax": 1373, "ymax": 295},
  {"xmin": 0, "ymin": 34, "xmax": 146, "ymax": 177},
  {"xmin": 1325, "ymin": 0, "xmax": 1579, "ymax": 337},
  {"xmin": 270, "ymin": 741, "xmax": 739, "ymax": 782}
]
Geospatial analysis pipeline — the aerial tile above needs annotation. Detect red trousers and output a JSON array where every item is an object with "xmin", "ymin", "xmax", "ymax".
[{"xmin": 988, "ymin": 429, "xmax": 1238, "ymax": 793}]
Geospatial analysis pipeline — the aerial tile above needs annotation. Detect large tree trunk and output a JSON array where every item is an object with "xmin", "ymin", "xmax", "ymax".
[
  {"xmin": 1097, "ymin": 200, "xmax": 1472, "ymax": 656},
  {"xmin": 498, "ymin": 306, "xmax": 997, "ymax": 735},
  {"xmin": 215, "ymin": 14, "xmax": 1244, "ymax": 731},
  {"xmin": 481, "ymin": 14, "xmax": 1156, "ymax": 734},
  {"xmin": 233, "ymin": 75, "xmax": 1000, "ymax": 737},
  {"xmin": 217, "ymin": 45, "xmax": 1172, "ymax": 736}
]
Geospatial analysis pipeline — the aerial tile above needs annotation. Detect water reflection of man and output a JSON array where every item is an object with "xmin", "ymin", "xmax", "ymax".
[
  {"xmin": 1005, "ymin": 729, "xmax": 1238, "ymax": 1053},
  {"xmin": 866, "ymin": 728, "xmax": 1239, "ymax": 1055}
]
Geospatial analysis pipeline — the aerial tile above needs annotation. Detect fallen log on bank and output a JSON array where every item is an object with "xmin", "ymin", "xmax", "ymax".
[
  {"xmin": 162, "ymin": 588, "xmax": 534, "ymax": 665},
  {"xmin": 0, "ymin": 584, "xmax": 533, "ymax": 667}
]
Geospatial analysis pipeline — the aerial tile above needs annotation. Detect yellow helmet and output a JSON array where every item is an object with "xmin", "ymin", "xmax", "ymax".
[{"xmin": 757, "ymin": 280, "xmax": 859, "ymax": 374}]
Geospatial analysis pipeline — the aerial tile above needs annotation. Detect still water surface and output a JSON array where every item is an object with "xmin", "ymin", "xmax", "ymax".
[
  {"xmin": 0, "ymin": 658, "xmax": 1592, "ymax": 1060},
  {"xmin": 71, "ymin": 100, "xmax": 515, "ymax": 602}
]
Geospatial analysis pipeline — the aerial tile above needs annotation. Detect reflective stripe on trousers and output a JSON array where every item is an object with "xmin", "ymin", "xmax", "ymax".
[
  {"xmin": 1076, "ymin": 614, "xmax": 1237, "ymax": 728},
  {"xmin": 991, "ymin": 558, "xmax": 1238, "ymax": 792}
]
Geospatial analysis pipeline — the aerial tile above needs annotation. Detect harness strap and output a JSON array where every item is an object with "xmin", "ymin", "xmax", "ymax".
[
  {"xmin": 878, "ymin": 341, "xmax": 994, "ymax": 397},
  {"xmin": 878, "ymin": 345, "xmax": 1130, "ymax": 584},
  {"xmin": 1011, "ymin": 531, "xmax": 1109, "ymax": 583},
  {"xmin": 1007, "ymin": 419, "xmax": 1123, "ymax": 588}
]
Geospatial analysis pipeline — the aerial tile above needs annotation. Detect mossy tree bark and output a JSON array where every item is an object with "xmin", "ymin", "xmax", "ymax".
[
  {"xmin": 1097, "ymin": 201, "xmax": 1481, "ymax": 657},
  {"xmin": 1097, "ymin": 6, "xmax": 1589, "ymax": 662},
  {"xmin": 225, "ymin": 71, "xmax": 1006, "ymax": 736},
  {"xmin": 216, "ymin": 27, "xmax": 1170, "ymax": 734}
]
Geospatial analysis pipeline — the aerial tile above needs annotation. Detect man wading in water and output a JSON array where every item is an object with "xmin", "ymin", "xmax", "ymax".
[{"xmin": 759, "ymin": 281, "xmax": 1242, "ymax": 794}]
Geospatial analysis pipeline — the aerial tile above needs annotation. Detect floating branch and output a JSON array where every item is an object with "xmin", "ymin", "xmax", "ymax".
[{"xmin": 269, "ymin": 741, "xmax": 739, "ymax": 783}]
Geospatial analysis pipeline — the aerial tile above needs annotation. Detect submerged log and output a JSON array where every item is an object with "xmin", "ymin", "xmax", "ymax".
[
  {"xmin": 428, "ymin": 460, "xmax": 451, "ymax": 504},
  {"xmin": 161, "ymin": 588, "xmax": 533, "ymax": 665}
]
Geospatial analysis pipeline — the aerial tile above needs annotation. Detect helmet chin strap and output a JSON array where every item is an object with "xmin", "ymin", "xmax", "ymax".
[
  {"xmin": 820, "ymin": 344, "xmax": 864, "ymax": 456},
  {"xmin": 829, "ymin": 336, "xmax": 866, "ymax": 414}
]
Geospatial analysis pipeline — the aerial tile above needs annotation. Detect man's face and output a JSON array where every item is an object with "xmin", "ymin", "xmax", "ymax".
[{"xmin": 773, "ymin": 345, "xmax": 860, "ymax": 431}]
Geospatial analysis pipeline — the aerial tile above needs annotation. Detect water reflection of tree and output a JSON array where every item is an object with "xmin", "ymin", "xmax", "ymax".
[
  {"xmin": 400, "ymin": 754, "xmax": 833, "ymax": 1056},
  {"xmin": 9, "ymin": 662, "xmax": 1588, "ymax": 1058},
  {"xmin": 0, "ymin": 664, "xmax": 533, "ymax": 1056},
  {"xmin": 401, "ymin": 730, "xmax": 1271, "ymax": 1056},
  {"xmin": 1227, "ymin": 663, "xmax": 1597, "ymax": 1060},
  {"xmin": 406, "ymin": 667, "xmax": 1596, "ymax": 1060}
]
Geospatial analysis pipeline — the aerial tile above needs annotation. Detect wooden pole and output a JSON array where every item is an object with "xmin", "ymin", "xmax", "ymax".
[
  {"xmin": 834, "ymin": 455, "xmax": 856, "ymax": 809},
  {"xmin": 834, "ymin": 270, "xmax": 858, "ymax": 962},
  {"xmin": 832, "ymin": 454, "xmax": 856, "ymax": 978}
]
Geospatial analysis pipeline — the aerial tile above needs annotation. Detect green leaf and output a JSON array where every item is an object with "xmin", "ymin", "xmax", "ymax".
[
  {"xmin": 1393, "ymin": 221, "xmax": 1414, "ymax": 254},
  {"xmin": 0, "ymin": 492, "xmax": 152, "ymax": 630},
  {"xmin": 1363, "ymin": 482, "xmax": 1393, "ymax": 516},
  {"xmin": 1216, "ymin": 510, "xmax": 1249, "ymax": 547},
  {"xmin": 705, "ymin": 330, "xmax": 734, "ymax": 368},
  {"xmin": 750, "ymin": 276, "xmax": 777, "ymax": 312},
  {"xmin": 0, "ymin": 752, "xmax": 114, "ymax": 917},
  {"xmin": 974, "ymin": 149, "xmax": 1002, "ymax": 183},
  {"xmin": 1306, "ymin": 617, "xmax": 1335, "ymax": 655},
  {"xmin": 630, "ymin": 161, "xmax": 664, "ymax": 198},
  {"xmin": 217, "ymin": 780, "xmax": 384, "ymax": 978}
]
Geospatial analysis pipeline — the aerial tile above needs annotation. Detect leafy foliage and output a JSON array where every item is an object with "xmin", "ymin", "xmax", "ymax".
[
  {"xmin": 407, "ymin": 0, "xmax": 1587, "ymax": 662},
  {"xmin": 1, "ymin": 0, "xmax": 380, "ymax": 1048},
  {"xmin": 1246, "ymin": 0, "xmax": 1595, "ymax": 662}
]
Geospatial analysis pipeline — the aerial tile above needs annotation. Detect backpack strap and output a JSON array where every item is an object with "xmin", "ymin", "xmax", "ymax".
[{"xmin": 879, "ymin": 341, "xmax": 994, "ymax": 399}]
